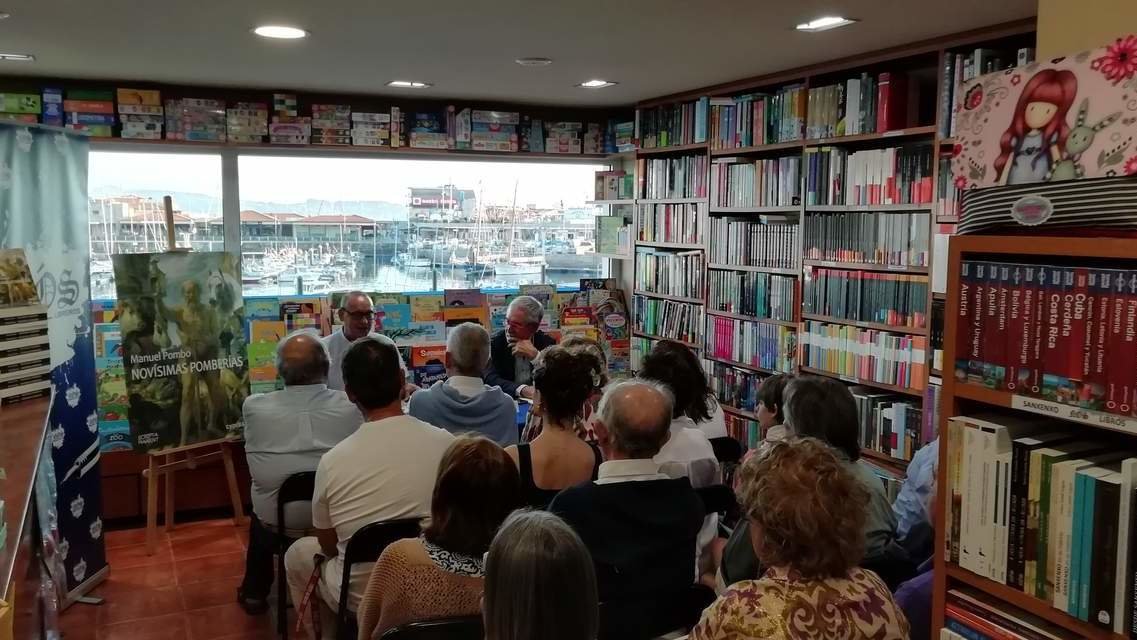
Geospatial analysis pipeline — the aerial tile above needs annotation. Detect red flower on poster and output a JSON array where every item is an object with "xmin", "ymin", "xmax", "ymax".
[
  {"xmin": 1124, "ymin": 155, "xmax": 1137, "ymax": 175},
  {"xmin": 1010, "ymin": 74, "xmax": 1022, "ymax": 86},
  {"xmin": 952, "ymin": 144, "xmax": 963, "ymax": 157},
  {"xmin": 1092, "ymin": 35, "xmax": 1137, "ymax": 85},
  {"xmin": 953, "ymin": 175, "xmax": 967, "ymax": 189}
]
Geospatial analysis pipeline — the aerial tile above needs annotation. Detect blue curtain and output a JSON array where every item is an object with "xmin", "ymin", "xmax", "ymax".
[{"xmin": 0, "ymin": 123, "xmax": 105, "ymax": 597}]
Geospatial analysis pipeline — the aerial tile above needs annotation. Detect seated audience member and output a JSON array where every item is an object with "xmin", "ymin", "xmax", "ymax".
[
  {"xmin": 893, "ymin": 437, "xmax": 939, "ymax": 560},
  {"xmin": 408, "ymin": 322, "xmax": 517, "ymax": 445},
  {"xmin": 483, "ymin": 510, "xmax": 599, "ymax": 640},
  {"xmin": 551, "ymin": 379, "xmax": 705, "ymax": 639},
  {"xmin": 238, "ymin": 331, "xmax": 364, "ymax": 614},
  {"xmin": 505, "ymin": 346, "xmax": 604, "ymax": 509},
  {"xmin": 692, "ymin": 438, "xmax": 910, "ymax": 640},
  {"xmin": 322, "ymin": 291, "xmax": 411, "ymax": 395},
  {"xmin": 755, "ymin": 373, "xmax": 791, "ymax": 446},
  {"xmin": 719, "ymin": 376, "xmax": 901, "ymax": 588},
  {"xmin": 284, "ymin": 338, "xmax": 456, "ymax": 639},
  {"xmin": 520, "ymin": 335, "xmax": 607, "ymax": 442},
  {"xmin": 485, "ymin": 296, "xmax": 557, "ymax": 399},
  {"xmin": 356, "ymin": 435, "xmax": 521, "ymax": 639}
]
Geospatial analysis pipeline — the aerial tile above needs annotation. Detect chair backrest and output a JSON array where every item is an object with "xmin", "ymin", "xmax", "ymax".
[
  {"xmin": 695, "ymin": 484, "xmax": 739, "ymax": 524},
  {"xmin": 338, "ymin": 518, "xmax": 424, "ymax": 636},
  {"xmin": 709, "ymin": 437, "xmax": 743, "ymax": 464},
  {"xmin": 379, "ymin": 615, "xmax": 484, "ymax": 640},
  {"xmin": 277, "ymin": 471, "xmax": 318, "ymax": 533},
  {"xmin": 598, "ymin": 583, "xmax": 715, "ymax": 640}
]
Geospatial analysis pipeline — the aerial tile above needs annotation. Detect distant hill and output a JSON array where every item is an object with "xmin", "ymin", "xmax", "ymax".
[{"xmin": 89, "ymin": 187, "xmax": 409, "ymax": 221}]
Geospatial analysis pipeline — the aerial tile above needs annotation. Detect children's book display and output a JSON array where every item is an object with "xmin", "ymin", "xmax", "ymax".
[{"xmin": 0, "ymin": 249, "xmax": 52, "ymax": 406}]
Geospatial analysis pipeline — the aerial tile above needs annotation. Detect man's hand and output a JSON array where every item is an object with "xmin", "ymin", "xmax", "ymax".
[
  {"xmin": 512, "ymin": 339, "xmax": 539, "ymax": 360},
  {"xmin": 519, "ymin": 385, "xmax": 536, "ymax": 400},
  {"xmin": 402, "ymin": 382, "xmax": 420, "ymax": 400}
]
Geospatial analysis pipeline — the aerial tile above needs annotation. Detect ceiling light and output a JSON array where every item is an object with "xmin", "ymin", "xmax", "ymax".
[
  {"xmin": 795, "ymin": 16, "xmax": 858, "ymax": 32},
  {"xmin": 253, "ymin": 25, "xmax": 308, "ymax": 39},
  {"xmin": 386, "ymin": 80, "xmax": 431, "ymax": 88},
  {"xmin": 515, "ymin": 57, "xmax": 553, "ymax": 67},
  {"xmin": 579, "ymin": 79, "xmax": 617, "ymax": 89},
  {"xmin": 0, "ymin": 53, "xmax": 33, "ymax": 62},
  {"xmin": 0, "ymin": 12, "xmax": 11, "ymax": 20}
]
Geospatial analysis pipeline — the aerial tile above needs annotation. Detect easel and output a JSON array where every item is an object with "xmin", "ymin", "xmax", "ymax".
[{"xmin": 142, "ymin": 196, "xmax": 248, "ymax": 554}]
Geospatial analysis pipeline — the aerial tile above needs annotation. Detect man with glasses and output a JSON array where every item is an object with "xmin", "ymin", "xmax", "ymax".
[
  {"xmin": 322, "ymin": 291, "xmax": 410, "ymax": 393},
  {"xmin": 485, "ymin": 295, "xmax": 557, "ymax": 400}
]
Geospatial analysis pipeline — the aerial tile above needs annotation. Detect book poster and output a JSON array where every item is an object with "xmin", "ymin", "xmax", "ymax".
[
  {"xmin": 112, "ymin": 251, "xmax": 250, "ymax": 452},
  {"xmin": 248, "ymin": 320, "xmax": 285, "ymax": 394},
  {"xmin": 410, "ymin": 294, "xmax": 444, "ymax": 321}
]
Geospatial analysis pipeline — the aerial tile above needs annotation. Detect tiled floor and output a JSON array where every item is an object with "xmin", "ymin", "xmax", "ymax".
[{"xmin": 59, "ymin": 518, "xmax": 285, "ymax": 640}]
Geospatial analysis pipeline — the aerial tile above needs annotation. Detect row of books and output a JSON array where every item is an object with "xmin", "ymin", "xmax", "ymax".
[
  {"xmin": 638, "ymin": 155, "xmax": 710, "ymax": 200},
  {"xmin": 944, "ymin": 415, "xmax": 1137, "ymax": 634},
  {"xmin": 954, "ymin": 262, "xmax": 1137, "ymax": 417},
  {"xmin": 804, "ymin": 72, "xmax": 909, "ymax": 139},
  {"xmin": 723, "ymin": 410, "xmax": 762, "ymax": 452},
  {"xmin": 942, "ymin": 47, "xmax": 1035, "ymax": 138},
  {"xmin": 594, "ymin": 215, "xmax": 631, "ymax": 255},
  {"xmin": 593, "ymin": 169, "xmax": 635, "ymax": 201},
  {"xmin": 706, "ymin": 86, "xmax": 807, "ymax": 149},
  {"xmin": 636, "ymin": 99, "xmax": 708, "ymax": 149},
  {"xmin": 800, "ymin": 320, "xmax": 928, "ymax": 391},
  {"xmin": 850, "ymin": 387, "xmax": 926, "ymax": 462},
  {"xmin": 803, "ymin": 147, "xmax": 846, "ymax": 206},
  {"xmin": 637, "ymin": 203, "xmax": 702, "ymax": 245},
  {"xmin": 632, "ymin": 295, "xmax": 703, "ymax": 345},
  {"xmin": 844, "ymin": 145, "xmax": 936, "ymax": 206},
  {"xmin": 708, "ymin": 271, "xmax": 796, "ymax": 323},
  {"xmin": 802, "ymin": 267, "xmax": 929, "ymax": 329},
  {"xmin": 707, "ymin": 218, "xmax": 799, "ymax": 269},
  {"xmin": 935, "ymin": 151, "xmax": 962, "ymax": 220},
  {"xmin": 707, "ymin": 361, "xmax": 765, "ymax": 415},
  {"xmin": 802, "ymin": 211, "xmax": 930, "ymax": 267},
  {"xmin": 634, "ymin": 249, "xmax": 705, "ymax": 300},
  {"xmin": 943, "ymin": 586, "xmax": 1080, "ymax": 640},
  {"xmin": 711, "ymin": 157, "xmax": 801, "ymax": 208},
  {"xmin": 707, "ymin": 316, "xmax": 796, "ymax": 374}
]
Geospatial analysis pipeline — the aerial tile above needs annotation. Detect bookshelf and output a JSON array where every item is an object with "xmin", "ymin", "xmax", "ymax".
[
  {"xmin": 933, "ymin": 234, "xmax": 1137, "ymax": 640},
  {"xmin": 629, "ymin": 20, "xmax": 1036, "ymax": 481}
]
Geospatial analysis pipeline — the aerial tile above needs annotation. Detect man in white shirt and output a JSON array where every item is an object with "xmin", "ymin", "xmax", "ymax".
[
  {"xmin": 407, "ymin": 322, "xmax": 517, "ymax": 445},
  {"xmin": 321, "ymin": 290, "xmax": 410, "ymax": 393},
  {"xmin": 283, "ymin": 337, "xmax": 455, "ymax": 639},
  {"xmin": 238, "ymin": 331, "xmax": 362, "ymax": 615}
]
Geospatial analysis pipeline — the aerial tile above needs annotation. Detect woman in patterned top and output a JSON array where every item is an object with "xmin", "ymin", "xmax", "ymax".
[
  {"xmin": 519, "ymin": 335, "xmax": 608, "ymax": 443},
  {"xmin": 692, "ymin": 438, "xmax": 909, "ymax": 640},
  {"xmin": 355, "ymin": 436, "xmax": 521, "ymax": 639}
]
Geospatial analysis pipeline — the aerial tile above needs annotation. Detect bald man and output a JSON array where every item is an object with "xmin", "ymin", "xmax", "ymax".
[
  {"xmin": 238, "ymin": 331, "xmax": 363, "ymax": 615},
  {"xmin": 550, "ymin": 380, "xmax": 705, "ymax": 639},
  {"xmin": 322, "ymin": 291, "xmax": 411, "ymax": 394}
]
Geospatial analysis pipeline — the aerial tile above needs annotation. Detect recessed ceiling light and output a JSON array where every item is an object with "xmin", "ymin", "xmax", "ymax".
[
  {"xmin": 386, "ymin": 80, "xmax": 432, "ymax": 88},
  {"xmin": 578, "ymin": 79, "xmax": 617, "ymax": 89},
  {"xmin": 252, "ymin": 25, "xmax": 308, "ymax": 39},
  {"xmin": 795, "ymin": 16, "xmax": 858, "ymax": 32},
  {"xmin": 0, "ymin": 53, "xmax": 34, "ymax": 62},
  {"xmin": 515, "ymin": 57, "xmax": 553, "ymax": 67},
  {"xmin": 0, "ymin": 12, "xmax": 11, "ymax": 20}
]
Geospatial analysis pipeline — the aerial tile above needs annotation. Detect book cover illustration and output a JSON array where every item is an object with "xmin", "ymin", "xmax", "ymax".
[
  {"xmin": 444, "ymin": 288, "xmax": 486, "ymax": 308},
  {"xmin": 952, "ymin": 36, "xmax": 1137, "ymax": 191},
  {"xmin": 248, "ymin": 319, "xmax": 286, "ymax": 394},
  {"xmin": 0, "ymin": 248, "xmax": 41, "ymax": 306},
  {"xmin": 443, "ymin": 305, "xmax": 490, "ymax": 330},
  {"xmin": 112, "ymin": 251, "xmax": 250, "ymax": 452},
  {"xmin": 404, "ymin": 321, "xmax": 445, "ymax": 344},
  {"xmin": 410, "ymin": 343, "xmax": 448, "ymax": 388},
  {"xmin": 410, "ymin": 294, "xmax": 445, "ymax": 321}
]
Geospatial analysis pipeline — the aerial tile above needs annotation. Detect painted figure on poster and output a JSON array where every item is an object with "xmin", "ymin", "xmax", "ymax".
[
  {"xmin": 1046, "ymin": 98, "xmax": 1122, "ymax": 181},
  {"xmin": 994, "ymin": 69, "xmax": 1078, "ymax": 185},
  {"xmin": 157, "ymin": 277, "xmax": 227, "ymax": 445}
]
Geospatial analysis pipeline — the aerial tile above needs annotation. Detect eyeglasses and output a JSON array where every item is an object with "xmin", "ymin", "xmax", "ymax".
[{"xmin": 345, "ymin": 310, "xmax": 375, "ymax": 321}]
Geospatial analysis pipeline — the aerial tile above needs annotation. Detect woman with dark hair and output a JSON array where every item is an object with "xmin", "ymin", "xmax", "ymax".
[
  {"xmin": 519, "ymin": 335, "xmax": 608, "ymax": 443},
  {"xmin": 483, "ymin": 510, "xmax": 598, "ymax": 640},
  {"xmin": 693, "ymin": 439, "xmax": 909, "ymax": 639},
  {"xmin": 505, "ymin": 345, "xmax": 604, "ymax": 509},
  {"xmin": 755, "ymin": 374, "xmax": 790, "ymax": 445},
  {"xmin": 356, "ymin": 436, "xmax": 521, "ymax": 639}
]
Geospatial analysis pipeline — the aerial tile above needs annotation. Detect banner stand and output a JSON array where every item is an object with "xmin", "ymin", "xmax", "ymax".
[{"xmin": 143, "ymin": 438, "xmax": 247, "ymax": 555}]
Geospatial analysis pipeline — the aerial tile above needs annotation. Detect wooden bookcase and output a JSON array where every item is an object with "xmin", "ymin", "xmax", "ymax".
[
  {"xmin": 933, "ymin": 235, "xmax": 1137, "ymax": 640},
  {"xmin": 630, "ymin": 19, "xmax": 1037, "ymax": 474}
]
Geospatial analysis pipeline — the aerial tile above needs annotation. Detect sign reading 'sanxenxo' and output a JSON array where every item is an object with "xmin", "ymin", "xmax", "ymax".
[{"xmin": 111, "ymin": 251, "xmax": 249, "ymax": 452}]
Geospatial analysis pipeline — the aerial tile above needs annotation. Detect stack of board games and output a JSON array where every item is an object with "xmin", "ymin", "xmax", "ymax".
[
  {"xmin": 311, "ymin": 104, "xmax": 352, "ymax": 146},
  {"xmin": 0, "ymin": 249, "xmax": 52, "ymax": 406},
  {"xmin": 0, "ymin": 92, "xmax": 41, "ymax": 124},
  {"xmin": 64, "ymin": 89, "xmax": 114, "ymax": 137},
  {"xmin": 471, "ymin": 110, "xmax": 519, "ymax": 152},
  {"xmin": 451, "ymin": 108, "xmax": 471, "ymax": 150},
  {"xmin": 41, "ymin": 88, "xmax": 62, "ymax": 126},
  {"xmin": 519, "ymin": 115, "xmax": 544, "ymax": 152},
  {"xmin": 351, "ymin": 112, "xmax": 391, "ymax": 147},
  {"xmin": 227, "ymin": 102, "xmax": 269, "ymax": 143},
  {"xmin": 270, "ymin": 93, "xmax": 310, "ymax": 145},
  {"xmin": 546, "ymin": 122, "xmax": 582, "ymax": 154},
  {"xmin": 116, "ymin": 88, "xmax": 163, "ymax": 140},
  {"xmin": 409, "ymin": 111, "xmax": 448, "ymax": 150},
  {"xmin": 166, "ymin": 98, "xmax": 226, "ymax": 142},
  {"xmin": 582, "ymin": 122, "xmax": 604, "ymax": 154}
]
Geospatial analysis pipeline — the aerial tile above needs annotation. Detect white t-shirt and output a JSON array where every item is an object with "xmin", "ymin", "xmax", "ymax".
[
  {"xmin": 321, "ymin": 330, "xmax": 407, "ymax": 392},
  {"xmin": 695, "ymin": 404, "xmax": 729, "ymax": 439},
  {"xmin": 655, "ymin": 418, "xmax": 721, "ymax": 582},
  {"xmin": 312, "ymin": 414, "xmax": 455, "ymax": 609}
]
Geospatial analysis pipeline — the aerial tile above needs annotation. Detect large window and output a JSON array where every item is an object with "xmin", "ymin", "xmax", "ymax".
[
  {"xmin": 88, "ymin": 151, "xmax": 223, "ymax": 299},
  {"xmin": 237, "ymin": 155, "xmax": 608, "ymax": 296}
]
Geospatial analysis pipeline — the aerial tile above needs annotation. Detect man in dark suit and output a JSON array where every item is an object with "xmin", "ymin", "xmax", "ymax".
[
  {"xmin": 551, "ymin": 379, "xmax": 705, "ymax": 640},
  {"xmin": 485, "ymin": 295, "xmax": 557, "ymax": 399}
]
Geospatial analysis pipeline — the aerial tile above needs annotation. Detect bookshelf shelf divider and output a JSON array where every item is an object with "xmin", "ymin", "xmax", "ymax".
[
  {"xmin": 707, "ymin": 309, "xmax": 797, "ymax": 329},
  {"xmin": 800, "ymin": 313, "xmax": 929, "ymax": 336},
  {"xmin": 802, "ymin": 259, "xmax": 930, "ymax": 274},
  {"xmin": 798, "ymin": 366, "xmax": 924, "ymax": 398}
]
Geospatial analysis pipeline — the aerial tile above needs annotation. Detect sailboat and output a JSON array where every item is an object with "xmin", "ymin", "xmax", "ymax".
[{"xmin": 493, "ymin": 179, "xmax": 546, "ymax": 275}]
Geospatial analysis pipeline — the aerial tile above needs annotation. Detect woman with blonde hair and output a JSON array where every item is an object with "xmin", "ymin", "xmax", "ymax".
[{"xmin": 692, "ymin": 438, "xmax": 909, "ymax": 640}]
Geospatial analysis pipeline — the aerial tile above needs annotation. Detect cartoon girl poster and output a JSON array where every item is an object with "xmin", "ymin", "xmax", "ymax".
[{"xmin": 993, "ymin": 69, "xmax": 1078, "ymax": 185}]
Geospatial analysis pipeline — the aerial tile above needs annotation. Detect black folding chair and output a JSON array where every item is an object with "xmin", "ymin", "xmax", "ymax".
[
  {"xmin": 695, "ymin": 484, "xmax": 741, "ymax": 532},
  {"xmin": 379, "ymin": 615, "xmax": 484, "ymax": 640},
  {"xmin": 598, "ymin": 583, "xmax": 716, "ymax": 640},
  {"xmin": 709, "ymin": 436, "xmax": 744, "ymax": 486},
  {"xmin": 337, "ymin": 518, "xmax": 423, "ymax": 640},
  {"xmin": 276, "ymin": 471, "xmax": 318, "ymax": 639}
]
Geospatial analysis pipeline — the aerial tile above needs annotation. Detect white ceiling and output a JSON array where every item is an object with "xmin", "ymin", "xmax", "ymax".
[{"xmin": 0, "ymin": 0, "xmax": 1036, "ymax": 107}]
